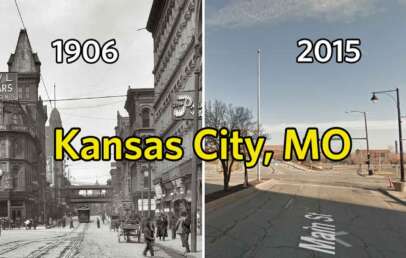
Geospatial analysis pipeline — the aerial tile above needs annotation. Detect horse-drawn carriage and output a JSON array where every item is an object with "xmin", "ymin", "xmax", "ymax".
[{"xmin": 117, "ymin": 218, "xmax": 142, "ymax": 243}]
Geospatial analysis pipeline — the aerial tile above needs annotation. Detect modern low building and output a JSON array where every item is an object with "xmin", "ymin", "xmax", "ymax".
[
  {"xmin": 352, "ymin": 149, "xmax": 392, "ymax": 165},
  {"xmin": 0, "ymin": 30, "xmax": 48, "ymax": 223}
]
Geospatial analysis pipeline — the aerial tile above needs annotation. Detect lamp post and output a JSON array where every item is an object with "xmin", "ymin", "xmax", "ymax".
[
  {"xmin": 370, "ymin": 88, "xmax": 405, "ymax": 182},
  {"xmin": 346, "ymin": 110, "xmax": 372, "ymax": 175},
  {"xmin": 257, "ymin": 49, "xmax": 261, "ymax": 182}
]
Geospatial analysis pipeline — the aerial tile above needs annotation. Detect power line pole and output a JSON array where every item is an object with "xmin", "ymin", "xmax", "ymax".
[
  {"xmin": 148, "ymin": 162, "xmax": 151, "ymax": 217},
  {"xmin": 257, "ymin": 49, "xmax": 261, "ymax": 182}
]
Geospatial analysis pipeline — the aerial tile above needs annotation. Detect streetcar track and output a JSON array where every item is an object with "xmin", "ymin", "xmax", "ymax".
[
  {"xmin": 0, "ymin": 225, "xmax": 85, "ymax": 258},
  {"xmin": 27, "ymin": 224, "xmax": 87, "ymax": 258},
  {"xmin": 58, "ymin": 224, "xmax": 88, "ymax": 258}
]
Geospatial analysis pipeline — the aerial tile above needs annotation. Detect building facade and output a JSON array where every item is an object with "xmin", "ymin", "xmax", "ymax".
[
  {"xmin": 146, "ymin": 0, "xmax": 202, "ymax": 223},
  {"xmin": 0, "ymin": 30, "xmax": 48, "ymax": 223},
  {"xmin": 110, "ymin": 111, "xmax": 131, "ymax": 216},
  {"xmin": 124, "ymin": 88, "xmax": 155, "ymax": 217},
  {"xmin": 45, "ymin": 107, "xmax": 70, "ymax": 218}
]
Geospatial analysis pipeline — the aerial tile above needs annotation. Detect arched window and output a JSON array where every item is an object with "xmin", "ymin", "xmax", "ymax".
[{"xmin": 141, "ymin": 108, "xmax": 150, "ymax": 128}]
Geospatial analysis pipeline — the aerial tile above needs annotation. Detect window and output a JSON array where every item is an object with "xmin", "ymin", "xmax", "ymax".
[
  {"xmin": 25, "ymin": 87, "xmax": 30, "ymax": 99},
  {"xmin": 0, "ymin": 139, "xmax": 6, "ymax": 157},
  {"xmin": 11, "ymin": 113, "xmax": 19, "ymax": 125},
  {"xmin": 12, "ymin": 165, "xmax": 19, "ymax": 188},
  {"xmin": 141, "ymin": 108, "xmax": 150, "ymax": 128},
  {"xmin": 143, "ymin": 170, "xmax": 149, "ymax": 189}
]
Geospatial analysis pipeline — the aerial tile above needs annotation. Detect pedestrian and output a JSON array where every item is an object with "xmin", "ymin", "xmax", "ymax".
[
  {"xmin": 175, "ymin": 211, "xmax": 191, "ymax": 253},
  {"xmin": 69, "ymin": 216, "xmax": 74, "ymax": 229},
  {"xmin": 162, "ymin": 215, "xmax": 168, "ymax": 241},
  {"xmin": 156, "ymin": 215, "xmax": 163, "ymax": 241},
  {"xmin": 170, "ymin": 214, "xmax": 176, "ymax": 239},
  {"xmin": 143, "ymin": 220, "xmax": 155, "ymax": 256},
  {"xmin": 96, "ymin": 217, "xmax": 100, "ymax": 229},
  {"xmin": 33, "ymin": 218, "xmax": 37, "ymax": 230}
]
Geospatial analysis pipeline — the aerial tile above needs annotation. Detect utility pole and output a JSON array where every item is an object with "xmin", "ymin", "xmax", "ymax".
[
  {"xmin": 190, "ymin": 0, "xmax": 201, "ymax": 252},
  {"xmin": 362, "ymin": 112, "xmax": 373, "ymax": 175},
  {"xmin": 148, "ymin": 162, "xmax": 151, "ymax": 217},
  {"xmin": 346, "ymin": 111, "xmax": 372, "ymax": 175},
  {"xmin": 395, "ymin": 88, "xmax": 405, "ymax": 182},
  {"xmin": 54, "ymin": 83, "xmax": 56, "ymax": 108},
  {"xmin": 257, "ymin": 49, "xmax": 261, "ymax": 182}
]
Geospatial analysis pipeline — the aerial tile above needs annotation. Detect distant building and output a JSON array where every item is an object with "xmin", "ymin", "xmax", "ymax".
[
  {"xmin": 110, "ymin": 111, "xmax": 131, "ymax": 216},
  {"xmin": 264, "ymin": 145, "xmax": 284, "ymax": 160},
  {"xmin": 45, "ymin": 107, "xmax": 70, "ymax": 218},
  {"xmin": 0, "ymin": 30, "xmax": 48, "ymax": 222},
  {"xmin": 352, "ymin": 149, "xmax": 392, "ymax": 165},
  {"xmin": 109, "ymin": 162, "xmax": 122, "ymax": 215},
  {"xmin": 147, "ymin": 0, "xmax": 202, "ymax": 220}
]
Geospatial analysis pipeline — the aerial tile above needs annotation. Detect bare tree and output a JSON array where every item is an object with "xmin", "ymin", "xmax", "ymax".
[{"xmin": 205, "ymin": 100, "xmax": 259, "ymax": 191}]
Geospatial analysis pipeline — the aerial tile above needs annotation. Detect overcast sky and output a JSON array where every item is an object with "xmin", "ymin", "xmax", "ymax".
[
  {"xmin": 206, "ymin": 0, "xmax": 406, "ymax": 151},
  {"xmin": 0, "ymin": 0, "xmax": 154, "ymax": 184}
]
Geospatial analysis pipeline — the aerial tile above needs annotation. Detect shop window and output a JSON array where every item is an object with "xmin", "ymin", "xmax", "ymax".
[{"xmin": 142, "ymin": 108, "xmax": 150, "ymax": 128}]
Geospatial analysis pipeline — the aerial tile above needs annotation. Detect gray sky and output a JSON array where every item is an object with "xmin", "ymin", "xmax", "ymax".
[{"xmin": 0, "ymin": 0, "xmax": 154, "ymax": 184}]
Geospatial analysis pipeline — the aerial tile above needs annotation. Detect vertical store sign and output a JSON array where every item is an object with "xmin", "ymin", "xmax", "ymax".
[
  {"xmin": 172, "ymin": 91, "xmax": 201, "ymax": 120},
  {"xmin": 0, "ymin": 72, "xmax": 18, "ymax": 101}
]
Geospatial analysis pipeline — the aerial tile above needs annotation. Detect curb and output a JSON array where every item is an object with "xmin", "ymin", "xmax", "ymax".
[
  {"xmin": 206, "ymin": 179, "xmax": 275, "ymax": 214},
  {"xmin": 155, "ymin": 242, "xmax": 201, "ymax": 258},
  {"xmin": 378, "ymin": 188, "xmax": 406, "ymax": 206}
]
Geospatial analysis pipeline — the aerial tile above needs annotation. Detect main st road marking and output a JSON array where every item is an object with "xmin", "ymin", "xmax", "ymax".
[{"xmin": 298, "ymin": 212, "xmax": 351, "ymax": 255}]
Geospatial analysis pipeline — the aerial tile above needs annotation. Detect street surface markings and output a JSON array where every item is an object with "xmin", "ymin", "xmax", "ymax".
[
  {"xmin": 284, "ymin": 198, "xmax": 294, "ymax": 209},
  {"xmin": 298, "ymin": 212, "xmax": 351, "ymax": 255},
  {"xmin": 335, "ymin": 231, "xmax": 352, "ymax": 248}
]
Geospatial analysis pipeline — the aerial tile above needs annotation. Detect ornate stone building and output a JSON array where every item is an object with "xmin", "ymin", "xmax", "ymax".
[
  {"xmin": 124, "ymin": 87, "xmax": 155, "ymax": 216},
  {"xmin": 146, "ymin": 0, "xmax": 202, "ymax": 221},
  {"xmin": 0, "ymin": 30, "xmax": 48, "ymax": 223},
  {"xmin": 110, "ymin": 88, "xmax": 155, "ymax": 217}
]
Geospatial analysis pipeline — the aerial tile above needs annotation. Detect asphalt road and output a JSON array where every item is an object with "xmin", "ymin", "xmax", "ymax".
[{"xmin": 206, "ymin": 165, "xmax": 406, "ymax": 258}]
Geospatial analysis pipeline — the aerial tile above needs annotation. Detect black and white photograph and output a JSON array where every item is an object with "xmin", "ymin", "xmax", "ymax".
[{"xmin": 0, "ymin": 1, "xmax": 202, "ymax": 257}]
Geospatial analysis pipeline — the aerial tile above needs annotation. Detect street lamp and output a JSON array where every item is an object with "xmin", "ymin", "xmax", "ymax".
[
  {"xmin": 257, "ymin": 48, "xmax": 261, "ymax": 182},
  {"xmin": 346, "ymin": 110, "xmax": 372, "ymax": 175},
  {"xmin": 370, "ymin": 88, "xmax": 405, "ymax": 182}
]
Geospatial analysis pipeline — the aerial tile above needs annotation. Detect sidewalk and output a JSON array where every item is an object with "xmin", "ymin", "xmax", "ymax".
[
  {"xmin": 155, "ymin": 230, "xmax": 202, "ymax": 258},
  {"xmin": 383, "ymin": 189, "xmax": 406, "ymax": 205}
]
